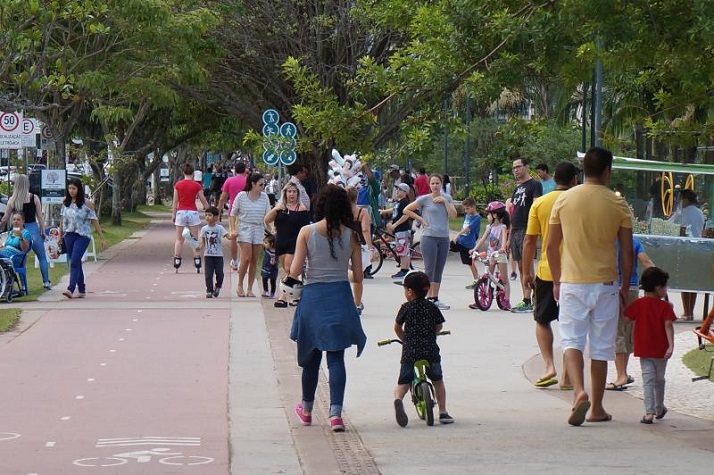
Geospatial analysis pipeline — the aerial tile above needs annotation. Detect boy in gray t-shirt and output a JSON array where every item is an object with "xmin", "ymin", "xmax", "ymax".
[{"xmin": 199, "ymin": 206, "xmax": 230, "ymax": 298}]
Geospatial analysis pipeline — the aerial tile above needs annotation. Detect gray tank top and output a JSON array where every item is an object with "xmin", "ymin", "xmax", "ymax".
[{"xmin": 305, "ymin": 224, "xmax": 354, "ymax": 285}]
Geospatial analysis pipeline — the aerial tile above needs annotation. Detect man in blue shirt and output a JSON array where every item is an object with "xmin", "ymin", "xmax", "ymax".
[{"xmin": 449, "ymin": 197, "xmax": 481, "ymax": 288}]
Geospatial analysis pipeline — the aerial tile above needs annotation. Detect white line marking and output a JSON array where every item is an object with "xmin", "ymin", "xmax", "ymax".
[
  {"xmin": 60, "ymin": 416, "xmax": 71, "ymax": 421},
  {"xmin": 109, "ymin": 349, "xmax": 116, "ymax": 353},
  {"xmin": 45, "ymin": 441, "xmax": 55, "ymax": 447},
  {"xmin": 100, "ymin": 363, "xmax": 107, "ymax": 367},
  {"xmin": 137, "ymin": 309, "xmax": 143, "ymax": 313},
  {"xmin": 75, "ymin": 395, "xmax": 84, "ymax": 400},
  {"xmin": 125, "ymin": 329, "xmax": 132, "ymax": 332},
  {"xmin": 132, "ymin": 318, "xmax": 138, "ymax": 322},
  {"xmin": 118, "ymin": 338, "xmax": 125, "ymax": 341},
  {"xmin": 87, "ymin": 378, "xmax": 95, "ymax": 382}
]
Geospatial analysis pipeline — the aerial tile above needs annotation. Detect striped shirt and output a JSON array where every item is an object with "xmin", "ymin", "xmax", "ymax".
[{"xmin": 230, "ymin": 191, "xmax": 270, "ymax": 225}]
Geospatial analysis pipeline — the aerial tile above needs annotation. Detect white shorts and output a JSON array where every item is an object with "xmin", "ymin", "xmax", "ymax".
[
  {"xmin": 175, "ymin": 210, "xmax": 201, "ymax": 227},
  {"xmin": 394, "ymin": 231, "xmax": 411, "ymax": 258},
  {"xmin": 558, "ymin": 282, "xmax": 619, "ymax": 361},
  {"xmin": 237, "ymin": 222, "xmax": 265, "ymax": 245}
]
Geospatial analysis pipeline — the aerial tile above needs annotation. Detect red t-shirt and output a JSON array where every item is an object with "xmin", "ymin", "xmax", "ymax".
[
  {"xmin": 624, "ymin": 296, "xmax": 676, "ymax": 358},
  {"xmin": 174, "ymin": 179, "xmax": 203, "ymax": 211},
  {"xmin": 414, "ymin": 174, "xmax": 429, "ymax": 196},
  {"xmin": 222, "ymin": 175, "xmax": 247, "ymax": 209}
]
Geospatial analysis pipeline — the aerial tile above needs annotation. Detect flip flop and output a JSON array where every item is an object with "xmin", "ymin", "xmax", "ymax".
[
  {"xmin": 236, "ymin": 287, "xmax": 246, "ymax": 298},
  {"xmin": 559, "ymin": 385, "xmax": 573, "ymax": 391},
  {"xmin": 605, "ymin": 382, "xmax": 627, "ymax": 391},
  {"xmin": 655, "ymin": 407, "xmax": 668, "ymax": 420},
  {"xmin": 246, "ymin": 291, "xmax": 256, "ymax": 298},
  {"xmin": 586, "ymin": 414, "xmax": 612, "ymax": 422},
  {"xmin": 568, "ymin": 400, "xmax": 591, "ymax": 427},
  {"xmin": 626, "ymin": 375, "xmax": 635, "ymax": 385},
  {"xmin": 534, "ymin": 377, "xmax": 558, "ymax": 388}
]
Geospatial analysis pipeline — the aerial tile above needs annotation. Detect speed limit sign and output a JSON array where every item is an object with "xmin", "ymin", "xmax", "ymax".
[{"xmin": 0, "ymin": 112, "xmax": 21, "ymax": 133}]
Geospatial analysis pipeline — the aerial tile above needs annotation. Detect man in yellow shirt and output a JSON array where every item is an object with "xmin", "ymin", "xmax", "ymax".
[
  {"xmin": 547, "ymin": 147, "xmax": 633, "ymax": 427},
  {"xmin": 522, "ymin": 162, "xmax": 579, "ymax": 389}
]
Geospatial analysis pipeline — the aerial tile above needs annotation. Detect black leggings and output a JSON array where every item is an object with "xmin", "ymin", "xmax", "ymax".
[
  {"xmin": 262, "ymin": 276, "xmax": 277, "ymax": 295},
  {"xmin": 204, "ymin": 256, "xmax": 224, "ymax": 292}
]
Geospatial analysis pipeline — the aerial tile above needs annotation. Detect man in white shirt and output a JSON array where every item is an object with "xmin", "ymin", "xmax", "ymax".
[{"xmin": 679, "ymin": 189, "xmax": 705, "ymax": 321}]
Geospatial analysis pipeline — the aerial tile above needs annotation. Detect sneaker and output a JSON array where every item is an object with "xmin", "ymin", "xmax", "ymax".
[
  {"xmin": 433, "ymin": 299, "xmax": 450, "ymax": 310},
  {"xmin": 274, "ymin": 300, "xmax": 288, "ymax": 308},
  {"xmin": 230, "ymin": 259, "xmax": 238, "ymax": 271},
  {"xmin": 391, "ymin": 269, "xmax": 409, "ymax": 279},
  {"xmin": 206, "ymin": 291, "xmax": 213, "ymax": 298},
  {"xmin": 394, "ymin": 399, "xmax": 408, "ymax": 427},
  {"xmin": 269, "ymin": 293, "xmax": 276, "ymax": 299},
  {"xmin": 510, "ymin": 272, "xmax": 517, "ymax": 281},
  {"xmin": 465, "ymin": 280, "xmax": 478, "ymax": 289},
  {"xmin": 213, "ymin": 287, "xmax": 221, "ymax": 298},
  {"xmin": 262, "ymin": 291, "xmax": 270, "ymax": 297},
  {"xmin": 501, "ymin": 298, "xmax": 512, "ymax": 311},
  {"xmin": 295, "ymin": 404, "xmax": 311, "ymax": 426},
  {"xmin": 43, "ymin": 282, "xmax": 52, "ymax": 290},
  {"xmin": 330, "ymin": 416, "xmax": 345, "ymax": 432},
  {"xmin": 439, "ymin": 412, "xmax": 454, "ymax": 424},
  {"xmin": 511, "ymin": 301, "xmax": 533, "ymax": 313}
]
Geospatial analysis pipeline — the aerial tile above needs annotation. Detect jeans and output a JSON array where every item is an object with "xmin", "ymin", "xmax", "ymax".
[
  {"xmin": 301, "ymin": 349, "xmax": 346, "ymax": 417},
  {"xmin": 641, "ymin": 357, "xmax": 668, "ymax": 415},
  {"xmin": 204, "ymin": 256, "xmax": 224, "ymax": 292},
  {"xmin": 64, "ymin": 232, "xmax": 90, "ymax": 294},
  {"xmin": 25, "ymin": 222, "xmax": 50, "ymax": 284}
]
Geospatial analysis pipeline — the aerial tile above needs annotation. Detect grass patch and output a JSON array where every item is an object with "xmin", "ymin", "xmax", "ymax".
[
  {"xmin": 0, "ymin": 308, "xmax": 20, "ymax": 333},
  {"xmin": 682, "ymin": 347, "xmax": 714, "ymax": 382}
]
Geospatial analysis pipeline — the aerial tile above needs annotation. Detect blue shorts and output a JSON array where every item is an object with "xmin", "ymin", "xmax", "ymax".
[{"xmin": 398, "ymin": 361, "xmax": 443, "ymax": 385}]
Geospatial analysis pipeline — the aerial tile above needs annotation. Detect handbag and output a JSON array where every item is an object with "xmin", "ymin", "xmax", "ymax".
[{"xmin": 59, "ymin": 239, "xmax": 67, "ymax": 255}]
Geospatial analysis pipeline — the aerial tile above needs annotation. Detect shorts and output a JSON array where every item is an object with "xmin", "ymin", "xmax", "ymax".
[
  {"xmin": 616, "ymin": 288, "xmax": 640, "ymax": 354},
  {"xmin": 509, "ymin": 228, "xmax": 525, "ymax": 261},
  {"xmin": 558, "ymin": 282, "xmax": 619, "ymax": 361},
  {"xmin": 449, "ymin": 241, "xmax": 471, "ymax": 265},
  {"xmin": 360, "ymin": 244, "xmax": 371, "ymax": 271},
  {"xmin": 490, "ymin": 251, "xmax": 508, "ymax": 265},
  {"xmin": 398, "ymin": 361, "xmax": 443, "ymax": 385},
  {"xmin": 237, "ymin": 222, "xmax": 265, "ymax": 244},
  {"xmin": 175, "ymin": 210, "xmax": 201, "ymax": 227},
  {"xmin": 394, "ymin": 231, "xmax": 411, "ymax": 258},
  {"xmin": 533, "ymin": 277, "xmax": 559, "ymax": 324}
]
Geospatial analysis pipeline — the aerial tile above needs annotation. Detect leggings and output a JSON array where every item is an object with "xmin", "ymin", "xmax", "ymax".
[
  {"xmin": 420, "ymin": 235, "xmax": 450, "ymax": 283},
  {"xmin": 262, "ymin": 276, "xmax": 276, "ymax": 295},
  {"xmin": 25, "ymin": 222, "xmax": 50, "ymax": 284},
  {"xmin": 204, "ymin": 256, "xmax": 224, "ymax": 292},
  {"xmin": 300, "ymin": 349, "xmax": 346, "ymax": 417}
]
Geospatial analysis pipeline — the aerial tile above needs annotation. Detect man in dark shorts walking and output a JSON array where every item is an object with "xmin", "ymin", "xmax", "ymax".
[
  {"xmin": 507, "ymin": 157, "xmax": 542, "ymax": 313},
  {"xmin": 522, "ymin": 162, "xmax": 578, "ymax": 388}
]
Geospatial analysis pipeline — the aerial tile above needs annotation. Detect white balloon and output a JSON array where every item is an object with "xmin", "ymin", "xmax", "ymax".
[{"xmin": 331, "ymin": 149, "xmax": 345, "ymax": 166}]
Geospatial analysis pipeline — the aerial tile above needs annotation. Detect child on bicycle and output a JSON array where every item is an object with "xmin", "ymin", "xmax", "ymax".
[
  {"xmin": 468, "ymin": 201, "xmax": 511, "ymax": 310},
  {"xmin": 393, "ymin": 271, "xmax": 454, "ymax": 427}
]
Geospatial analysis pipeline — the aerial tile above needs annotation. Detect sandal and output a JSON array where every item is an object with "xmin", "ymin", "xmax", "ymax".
[
  {"xmin": 236, "ymin": 286, "xmax": 246, "ymax": 298},
  {"xmin": 289, "ymin": 299, "xmax": 300, "ymax": 307},
  {"xmin": 274, "ymin": 300, "xmax": 288, "ymax": 308},
  {"xmin": 468, "ymin": 303, "xmax": 479, "ymax": 310},
  {"xmin": 640, "ymin": 415, "xmax": 654, "ymax": 424}
]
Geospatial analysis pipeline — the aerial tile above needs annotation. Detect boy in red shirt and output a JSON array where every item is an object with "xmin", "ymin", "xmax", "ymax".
[{"xmin": 624, "ymin": 267, "xmax": 676, "ymax": 424}]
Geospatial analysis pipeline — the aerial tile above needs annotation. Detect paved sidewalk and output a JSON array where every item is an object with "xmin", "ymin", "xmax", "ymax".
[{"xmin": 1, "ymin": 212, "xmax": 712, "ymax": 474}]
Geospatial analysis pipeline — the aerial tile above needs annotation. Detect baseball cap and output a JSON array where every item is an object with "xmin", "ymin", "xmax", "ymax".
[
  {"xmin": 395, "ymin": 183, "xmax": 410, "ymax": 193},
  {"xmin": 388, "ymin": 164, "xmax": 400, "ymax": 171}
]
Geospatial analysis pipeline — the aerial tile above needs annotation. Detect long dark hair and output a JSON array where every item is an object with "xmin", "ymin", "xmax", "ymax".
[
  {"xmin": 492, "ymin": 208, "xmax": 510, "ymax": 228},
  {"xmin": 313, "ymin": 185, "xmax": 354, "ymax": 259},
  {"xmin": 244, "ymin": 173, "xmax": 264, "ymax": 192},
  {"xmin": 63, "ymin": 177, "xmax": 86, "ymax": 208}
]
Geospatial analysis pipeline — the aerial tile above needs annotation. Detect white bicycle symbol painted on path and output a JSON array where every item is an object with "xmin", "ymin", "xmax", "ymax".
[{"xmin": 73, "ymin": 448, "xmax": 214, "ymax": 467}]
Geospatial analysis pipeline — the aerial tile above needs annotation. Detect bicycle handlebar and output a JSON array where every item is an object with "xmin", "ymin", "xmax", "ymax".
[{"xmin": 377, "ymin": 330, "xmax": 450, "ymax": 347}]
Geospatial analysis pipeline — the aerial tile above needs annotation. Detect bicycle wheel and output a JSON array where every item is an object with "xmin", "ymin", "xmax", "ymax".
[
  {"xmin": 409, "ymin": 242, "xmax": 423, "ymax": 270},
  {"xmin": 473, "ymin": 278, "xmax": 493, "ymax": 310},
  {"xmin": 496, "ymin": 282, "xmax": 509, "ymax": 310},
  {"xmin": 421, "ymin": 382, "xmax": 435, "ymax": 426},
  {"xmin": 367, "ymin": 245, "xmax": 384, "ymax": 276}
]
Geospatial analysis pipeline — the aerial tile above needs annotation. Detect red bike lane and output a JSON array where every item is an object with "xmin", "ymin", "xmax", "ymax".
[{"xmin": 0, "ymin": 220, "xmax": 231, "ymax": 474}]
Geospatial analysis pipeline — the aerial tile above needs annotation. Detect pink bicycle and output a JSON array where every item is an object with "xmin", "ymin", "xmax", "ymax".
[{"xmin": 470, "ymin": 252, "xmax": 509, "ymax": 311}]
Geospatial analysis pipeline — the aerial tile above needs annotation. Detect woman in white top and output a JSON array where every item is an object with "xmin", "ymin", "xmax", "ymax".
[{"xmin": 230, "ymin": 173, "xmax": 270, "ymax": 297}]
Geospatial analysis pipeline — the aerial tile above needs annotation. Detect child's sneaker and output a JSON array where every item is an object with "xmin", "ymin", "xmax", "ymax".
[
  {"xmin": 230, "ymin": 259, "xmax": 238, "ymax": 271},
  {"xmin": 439, "ymin": 412, "xmax": 454, "ymax": 424},
  {"xmin": 269, "ymin": 293, "xmax": 276, "ymax": 299},
  {"xmin": 213, "ymin": 287, "xmax": 221, "ymax": 298},
  {"xmin": 294, "ymin": 403, "xmax": 311, "ymax": 426},
  {"xmin": 394, "ymin": 399, "xmax": 408, "ymax": 427},
  {"xmin": 262, "ymin": 291, "xmax": 270, "ymax": 298},
  {"xmin": 465, "ymin": 280, "xmax": 478, "ymax": 289},
  {"xmin": 206, "ymin": 291, "xmax": 213, "ymax": 298},
  {"xmin": 330, "ymin": 416, "xmax": 345, "ymax": 432},
  {"xmin": 433, "ymin": 299, "xmax": 450, "ymax": 310}
]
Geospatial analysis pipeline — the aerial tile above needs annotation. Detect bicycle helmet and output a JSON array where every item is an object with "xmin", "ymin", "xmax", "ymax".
[
  {"xmin": 280, "ymin": 276, "xmax": 303, "ymax": 300},
  {"xmin": 485, "ymin": 201, "xmax": 506, "ymax": 212}
]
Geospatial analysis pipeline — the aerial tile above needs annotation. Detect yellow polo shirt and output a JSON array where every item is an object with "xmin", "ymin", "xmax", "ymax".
[{"xmin": 526, "ymin": 190, "xmax": 564, "ymax": 282}]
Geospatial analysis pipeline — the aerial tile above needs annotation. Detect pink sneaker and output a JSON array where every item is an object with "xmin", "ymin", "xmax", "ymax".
[
  {"xmin": 330, "ymin": 416, "xmax": 345, "ymax": 432},
  {"xmin": 295, "ymin": 404, "xmax": 311, "ymax": 426}
]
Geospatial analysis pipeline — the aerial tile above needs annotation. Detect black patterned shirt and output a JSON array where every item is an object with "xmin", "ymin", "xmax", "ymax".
[{"xmin": 396, "ymin": 298, "xmax": 445, "ymax": 364}]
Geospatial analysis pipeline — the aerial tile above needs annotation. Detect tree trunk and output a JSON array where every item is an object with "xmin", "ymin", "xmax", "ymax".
[{"xmin": 112, "ymin": 170, "xmax": 122, "ymax": 226}]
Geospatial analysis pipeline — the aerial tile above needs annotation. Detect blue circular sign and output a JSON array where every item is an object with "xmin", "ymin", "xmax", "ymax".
[
  {"xmin": 280, "ymin": 122, "xmax": 297, "ymax": 138},
  {"xmin": 262, "ymin": 123, "xmax": 279, "ymax": 137},
  {"xmin": 280, "ymin": 150, "xmax": 297, "ymax": 166},
  {"xmin": 262, "ymin": 109, "xmax": 279, "ymax": 125},
  {"xmin": 263, "ymin": 149, "xmax": 280, "ymax": 167}
]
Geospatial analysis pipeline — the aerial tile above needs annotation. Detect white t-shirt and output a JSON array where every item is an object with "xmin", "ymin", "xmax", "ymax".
[{"xmin": 200, "ymin": 224, "xmax": 228, "ymax": 257}]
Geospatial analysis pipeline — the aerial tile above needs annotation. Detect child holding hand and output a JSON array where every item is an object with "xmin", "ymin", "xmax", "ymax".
[
  {"xmin": 199, "ymin": 206, "xmax": 230, "ymax": 298},
  {"xmin": 393, "ymin": 271, "xmax": 453, "ymax": 427},
  {"xmin": 624, "ymin": 266, "xmax": 676, "ymax": 424}
]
